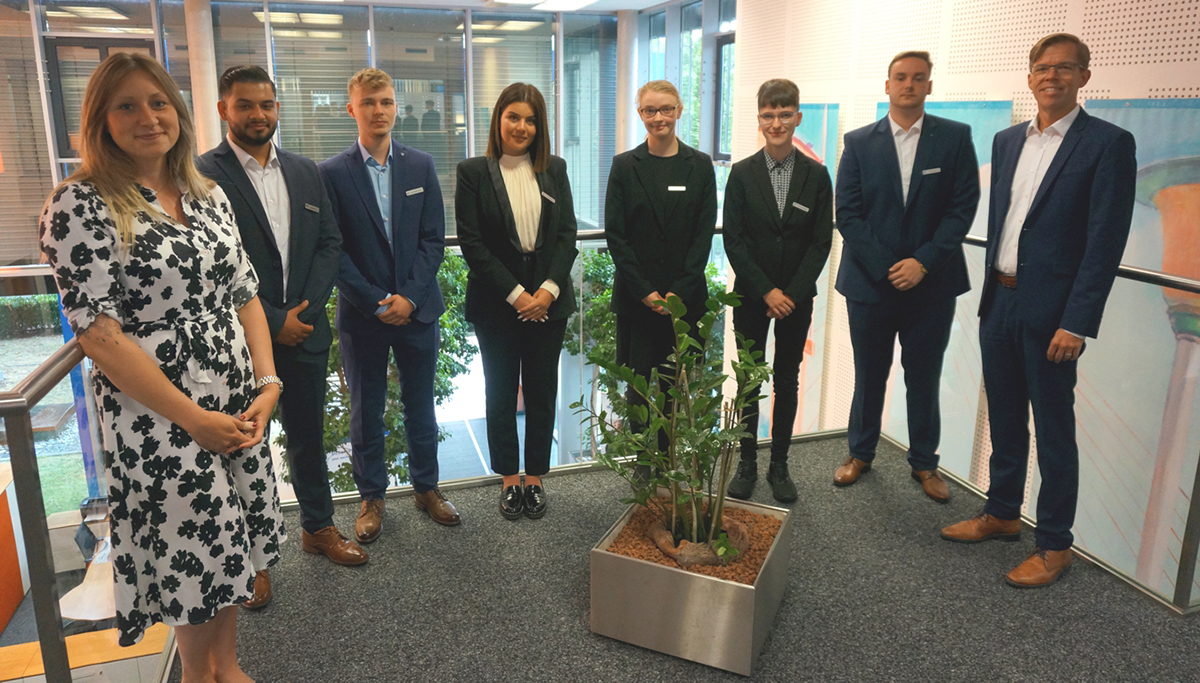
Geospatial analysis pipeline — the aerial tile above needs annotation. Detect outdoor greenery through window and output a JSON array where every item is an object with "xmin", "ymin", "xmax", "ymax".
[
  {"xmin": 677, "ymin": 2, "xmax": 703, "ymax": 149},
  {"xmin": 648, "ymin": 11, "xmax": 666, "ymax": 81}
]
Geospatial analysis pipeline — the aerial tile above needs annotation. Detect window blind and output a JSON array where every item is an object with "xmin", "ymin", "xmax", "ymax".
[
  {"xmin": 471, "ymin": 12, "xmax": 556, "ymax": 164},
  {"xmin": 562, "ymin": 14, "xmax": 616, "ymax": 230}
]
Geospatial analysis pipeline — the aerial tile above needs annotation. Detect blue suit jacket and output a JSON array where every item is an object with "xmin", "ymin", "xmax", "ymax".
[
  {"xmin": 978, "ymin": 109, "xmax": 1136, "ymax": 338},
  {"xmin": 318, "ymin": 140, "xmax": 446, "ymax": 334},
  {"xmin": 835, "ymin": 114, "xmax": 981, "ymax": 304}
]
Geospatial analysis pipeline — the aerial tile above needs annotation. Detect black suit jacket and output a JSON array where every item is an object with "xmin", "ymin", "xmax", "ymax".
[
  {"xmin": 722, "ymin": 149, "xmax": 833, "ymax": 303},
  {"xmin": 197, "ymin": 139, "xmax": 342, "ymax": 352},
  {"xmin": 455, "ymin": 155, "xmax": 578, "ymax": 324},
  {"xmin": 835, "ymin": 114, "xmax": 981, "ymax": 304},
  {"xmin": 979, "ymin": 109, "xmax": 1136, "ymax": 337},
  {"xmin": 604, "ymin": 141, "xmax": 717, "ymax": 316}
]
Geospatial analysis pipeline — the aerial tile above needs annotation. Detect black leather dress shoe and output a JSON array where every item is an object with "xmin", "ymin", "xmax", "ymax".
[
  {"xmin": 500, "ymin": 485, "xmax": 524, "ymax": 520},
  {"xmin": 523, "ymin": 484, "xmax": 547, "ymax": 519}
]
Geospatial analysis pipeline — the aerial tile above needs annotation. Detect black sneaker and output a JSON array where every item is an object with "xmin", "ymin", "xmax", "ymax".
[
  {"xmin": 727, "ymin": 460, "xmax": 758, "ymax": 500},
  {"xmin": 767, "ymin": 461, "xmax": 798, "ymax": 503}
]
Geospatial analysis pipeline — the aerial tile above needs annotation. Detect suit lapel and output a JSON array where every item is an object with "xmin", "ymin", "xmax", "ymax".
[
  {"xmin": 277, "ymin": 151, "xmax": 305, "ymax": 299},
  {"xmin": 903, "ymin": 116, "xmax": 938, "ymax": 214},
  {"xmin": 631, "ymin": 145, "xmax": 669, "ymax": 236},
  {"xmin": 872, "ymin": 118, "xmax": 906, "ymax": 208},
  {"xmin": 213, "ymin": 140, "xmax": 278, "ymax": 254},
  {"xmin": 661, "ymin": 144, "xmax": 696, "ymax": 226},
  {"xmin": 344, "ymin": 144, "xmax": 390, "ymax": 250},
  {"xmin": 750, "ymin": 151, "xmax": 782, "ymax": 229},
  {"xmin": 780, "ymin": 153, "xmax": 812, "ymax": 225},
  {"xmin": 487, "ymin": 157, "xmax": 523, "ymax": 252},
  {"xmin": 1024, "ymin": 110, "xmax": 1088, "ymax": 225},
  {"xmin": 534, "ymin": 169, "xmax": 555, "ymax": 250}
]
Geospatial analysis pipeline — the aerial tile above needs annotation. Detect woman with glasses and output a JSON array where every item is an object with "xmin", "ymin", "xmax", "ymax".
[
  {"xmin": 38, "ymin": 53, "xmax": 283, "ymax": 681},
  {"xmin": 455, "ymin": 83, "xmax": 578, "ymax": 520},
  {"xmin": 604, "ymin": 80, "xmax": 717, "ymax": 441}
]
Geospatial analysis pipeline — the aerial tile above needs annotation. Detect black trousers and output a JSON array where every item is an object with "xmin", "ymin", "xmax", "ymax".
[
  {"xmin": 980, "ymin": 284, "xmax": 1080, "ymax": 551},
  {"xmin": 845, "ymin": 289, "xmax": 956, "ymax": 471},
  {"xmin": 273, "ymin": 343, "xmax": 336, "ymax": 534},
  {"xmin": 732, "ymin": 296, "xmax": 813, "ymax": 462},
  {"xmin": 475, "ymin": 316, "xmax": 568, "ymax": 477}
]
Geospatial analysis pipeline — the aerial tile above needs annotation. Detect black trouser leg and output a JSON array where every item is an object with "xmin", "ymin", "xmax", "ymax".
[
  {"xmin": 476, "ymin": 318, "xmax": 523, "ymax": 477},
  {"xmin": 767, "ymin": 300, "xmax": 813, "ymax": 462},
  {"xmin": 519, "ymin": 319, "xmax": 568, "ymax": 476},
  {"xmin": 274, "ymin": 344, "xmax": 335, "ymax": 534}
]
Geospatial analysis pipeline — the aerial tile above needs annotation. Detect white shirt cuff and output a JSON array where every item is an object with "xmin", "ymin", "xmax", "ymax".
[
  {"xmin": 1064, "ymin": 329, "xmax": 1085, "ymax": 339},
  {"xmin": 540, "ymin": 279, "xmax": 560, "ymax": 300},
  {"xmin": 506, "ymin": 284, "xmax": 526, "ymax": 305}
]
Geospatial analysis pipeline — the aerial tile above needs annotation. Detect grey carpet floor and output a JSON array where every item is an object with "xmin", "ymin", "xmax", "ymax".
[{"xmin": 170, "ymin": 438, "xmax": 1200, "ymax": 682}]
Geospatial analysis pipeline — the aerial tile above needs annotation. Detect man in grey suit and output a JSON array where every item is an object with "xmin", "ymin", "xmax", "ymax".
[{"xmin": 198, "ymin": 66, "xmax": 367, "ymax": 610}]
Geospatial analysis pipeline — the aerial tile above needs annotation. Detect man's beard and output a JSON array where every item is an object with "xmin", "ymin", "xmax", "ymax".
[{"xmin": 230, "ymin": 121, "xmax": 277, "ymax": 147}]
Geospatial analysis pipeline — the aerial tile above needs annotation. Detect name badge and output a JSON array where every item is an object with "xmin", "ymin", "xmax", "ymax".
[
  {"xmin": 793, "ymin": 202, "xmax": 810, "ymax": 212},
  {"xmin": 541, "ymin": 191, "xmax": 556, "ymax": 204},
  {"xmin": 668, "ymin": 186, "xmax": 686, "ymax": 192},
  {"xmin": 304, "ymin": 203, "xmax": 319, "ymax": 213},
  {"xmin": 922, "ymin": 167, "xmax": 941, "ymax": 175},
  {"xmin": 406, "ymin": 187, "xmax": 424, "ymax": 196}
]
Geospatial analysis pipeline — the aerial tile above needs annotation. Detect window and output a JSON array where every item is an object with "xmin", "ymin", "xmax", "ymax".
[
  {"xmin": 562, "ymin": 14, "xmax": 617, "ymax": 229},
  {"xmin": 470, "ymin": 13, "xmax": 556, "ymax": 165},
  {"xmin": 268, "ymin": 4, "xmax": 370, "ymax": 164},
  {"xmin": 375, "ymin": 8, "xmax": 467, "ymax": 235},
  {"xmin": 648, "ymin": 11, "xmax": 666, "ymax": 81},
  {"xmin": 713, "ymin": 33, "xmax": 735, "ymax": 161},
  {"xmin": 677, "ymin": 2, "xmax": 703, "ymax": 149},
  {"xmin": 718, "ymin": 0, "xmax": 737, "ymax": 31}
]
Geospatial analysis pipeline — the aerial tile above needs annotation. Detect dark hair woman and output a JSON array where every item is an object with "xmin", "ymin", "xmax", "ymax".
[
  {"xmin": 454, "ymin": 82, "xmax": 578, "ymax": 520},
  {"xmin": 38, "ymin": 52, "xmax": 283, "ymax": 681}
]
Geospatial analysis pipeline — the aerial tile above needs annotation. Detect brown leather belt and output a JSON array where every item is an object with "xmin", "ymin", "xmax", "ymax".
[{"xmin": 995, "ymin": 272, "xmax": 1017, "ymax": 288}]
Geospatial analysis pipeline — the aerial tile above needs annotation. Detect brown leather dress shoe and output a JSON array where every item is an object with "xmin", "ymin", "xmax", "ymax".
[
  {"xmin": 241, "ymin": 570, "xmax": 271, "ymax": 610},
  {"xmin": 941, "ymin": 512, "xmax": 1022, "ymax": 543},
  {"xmin": 302, "ymin": 526, "xmax": 369, "ymax": 566},
  {"xmin": 355, "ymin": 499, "xmax": 385, "ymax": 544},
  {"xmin": 414, "ymin": 489, "xmax": 461, "ymax": 526},
  {"xmin": 912, "ymin": 469, "xmax": 950, "ymax": 503},
  {"xmin": 1006, "ymin": 548, "xmax": 1074, "ymax": 588},
  {"xmin": 833, "ymin": 457, "xmax": 871, "ymax": 487}
]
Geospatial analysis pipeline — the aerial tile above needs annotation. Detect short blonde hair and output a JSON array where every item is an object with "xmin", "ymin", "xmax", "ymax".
[
  {"xmin": 637, "ymin": 80, "xmax": 681, "ymax": 105},
  {"xmin": 348, "ymin": 67, "xmax": 393, "ymax": 97}
]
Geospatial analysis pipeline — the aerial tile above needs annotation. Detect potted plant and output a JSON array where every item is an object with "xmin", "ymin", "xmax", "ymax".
[{"xmin": 573, "ymin": 292, "xmax": 795, "ymax": 676}]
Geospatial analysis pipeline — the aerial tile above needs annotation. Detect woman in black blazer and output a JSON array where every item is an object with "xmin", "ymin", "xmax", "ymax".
[{"xmin": 456, "ymin": 83, "xmax": 578, "ymax": 520}]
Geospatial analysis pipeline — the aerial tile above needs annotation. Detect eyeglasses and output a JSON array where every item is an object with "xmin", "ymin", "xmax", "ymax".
[
  {"xmin": 639, "ymin": 105, "xmax": 677, "ymax": 119},
  {"xmin": 758, "ymin": 112, "xmax": 798, "ymax": 124},
  {"xmin": 1031, "ymin": 62, "xmax": 1081, "ymax": 77}
]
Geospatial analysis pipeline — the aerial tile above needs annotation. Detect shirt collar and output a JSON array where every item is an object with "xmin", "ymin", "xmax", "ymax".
[
  {"xmin": 888, "ymin": 112, "xmax": 925, "ymax": 137},
  {"xmin": 227, "ymin": 133, "xmax": 279, "ymax": 170},
  {"xmin": 765, "ymin": 147, "xmax": 796, "ymax": 172},
  {"xmin": 1027, "ymin": 105, "xmax": 1081, "ymax": 138},
  {"xmin": 358, "ymin": 138, "xmax": 392, "ymax": 168}
]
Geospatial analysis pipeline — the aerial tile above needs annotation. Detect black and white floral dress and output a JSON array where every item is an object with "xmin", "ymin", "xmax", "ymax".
[{"xmin": 39, "ymin": 181, "xmax": 285, "ymax": 646}]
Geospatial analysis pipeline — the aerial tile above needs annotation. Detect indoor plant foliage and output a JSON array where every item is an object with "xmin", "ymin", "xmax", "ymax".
[{"xmin": 574, "ymin": 291, "xmax": 771, "ymax": 566}]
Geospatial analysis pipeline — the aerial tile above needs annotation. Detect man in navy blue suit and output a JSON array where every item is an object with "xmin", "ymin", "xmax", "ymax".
[
  {"xmin": 942, "ymin": 34, "xmax": 1136, "ymax": 588},
  {"xmin": 318, "ymin": 68, "xmax": 460, "ymax": 543},
  {"xmin": 833, "ymin": 51, "xmax": 980, "ymax": 503}
]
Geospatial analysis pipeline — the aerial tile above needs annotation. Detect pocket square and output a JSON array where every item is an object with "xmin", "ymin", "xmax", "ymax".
[
  {"xmin": 922, "ymin": 167, "xmax": 941, "ymax": 175},
  {"xmin": 793, "ymin": 202, "xmax": 810, "ymax": 212},
  {"xmin": 406, "ymin": 187, "xmax": 424, "ymax": 196},
  {"xmin": 304, "ymin": 203, "xmax": 319, "ymax": 212}
]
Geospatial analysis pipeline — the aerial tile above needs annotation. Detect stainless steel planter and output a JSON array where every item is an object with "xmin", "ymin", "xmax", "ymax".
[{"xmin": 589, "ymin": 498, "xmax": 793, "ymax": 676}]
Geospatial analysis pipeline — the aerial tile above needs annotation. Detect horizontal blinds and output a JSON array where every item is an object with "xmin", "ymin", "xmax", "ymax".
[
  {"xmin": 470, "ymin": 13, "xmax": 555, "ymax": 165},
  {"xmin": 0, "ymin": 6, "xmax": 53, "ymax": 266},
  {"xmin": 562, "ymin": 14, "xmax": 616, "ymax": 230},
  {"xmin": 677, "ymin": 2, "xmax": 703, "ymax": 149}
]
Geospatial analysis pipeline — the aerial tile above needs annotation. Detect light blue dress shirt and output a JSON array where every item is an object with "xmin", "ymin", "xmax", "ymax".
[{"xmin": 358, "ymin": 140, "xmax": 395, "ymax": 316}]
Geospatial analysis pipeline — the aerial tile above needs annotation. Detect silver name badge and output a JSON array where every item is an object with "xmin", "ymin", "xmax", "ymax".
[
  {"xmin": 304, "ymin": 203, "xmax": 319, "ymax": 213},
  {"xmin": 541, "ymin": 191, "xmax": 556, "ymax": 204},
  {"xmin": 793, "ymin": 202, "xmax": 810, "ymax": 212},
  {"xmin": 406, "ymin": 187, "xmax": 424, "ymax": 196},
  {"xmin": 668, "ymin": 186, "xmax": 686, "ymax": 192},
  {"xmin": 922, "ymin": 167, "xmax": 942, "ymax": 175}
]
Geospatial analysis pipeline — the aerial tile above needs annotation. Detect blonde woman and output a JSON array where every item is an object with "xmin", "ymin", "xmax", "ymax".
[{"xmin": 38, "ymin": 52, "xmax": 283, "ymax": 682}]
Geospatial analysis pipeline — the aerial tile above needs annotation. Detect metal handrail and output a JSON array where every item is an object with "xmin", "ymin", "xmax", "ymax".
[{"xmin": 0, "ymin": 338, "xmax": 83, "ymax": 683}]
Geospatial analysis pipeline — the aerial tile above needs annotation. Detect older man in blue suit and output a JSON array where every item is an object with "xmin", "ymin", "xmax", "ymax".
[
  {"xmin": 942, "ymin": 34, "xmax": 1136, "ymax": 588},
  {"xmin": 318, "ymin": 68, "xmax": 460, "ymax": 542},
  {"xmin": 834, "ymin": 51, "xmax": 981, "ymax": 503}
]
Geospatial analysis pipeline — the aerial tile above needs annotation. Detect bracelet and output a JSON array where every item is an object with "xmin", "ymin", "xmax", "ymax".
[{"xmin": 256, "ymin": 375, "xmax": 284, "ymax": 393}]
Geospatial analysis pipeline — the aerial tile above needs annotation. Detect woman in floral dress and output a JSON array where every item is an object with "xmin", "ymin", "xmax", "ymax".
[{"xmin": 39, "ymin": 52, "xmax": 284, "ymax": 682}]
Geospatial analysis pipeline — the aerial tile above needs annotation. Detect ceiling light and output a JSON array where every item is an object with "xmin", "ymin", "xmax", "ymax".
[
  {"xmin": 307, "ymin": 30, "xmax": 342, "ymax": 39},
  {"xmin": 491, "ymin": 0, "xmax": 542, "ymax": 5},
  {"xmin": 58, "ymin": 5, "xmax": 128, "ymax": 21},
  {"xmin": 455, "ymin": 22, "xmax": 499, "ymax": 31},
  {"xmin": 79, "ymin": 25, "xmax": 152, "ymax": 33},
  {"xmin": 300, "ymin": 13, "xmax": 342, "ymax": 25},
  {"xmin": 253, "ymin": 11, "xmax": 299, "ymax": 24},
  {"xmin": 495, "ymin": 20, "xmax": 544, "ymax": 31},
  {"xmin": 533, "ymin": 0, "xmax": 597, "ymax": 9},
  {"xmin": 45, "ymin": 9, "xmax": 77, "ymax": 17},
  {"xmin": 472, "ymin": 36, "xmax": 503, "ymax": 44},
  {"xmin": 273, "ymin": 29, "xmax": 306, "ymax": 38}
]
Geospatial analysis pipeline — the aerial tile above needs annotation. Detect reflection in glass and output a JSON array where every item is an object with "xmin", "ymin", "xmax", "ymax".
[
  {"xmin": 562, "ymin": 14, "xmax": 617, "ymax": 230},
  {"xmin": 677, "ymin": 2, "xmax": 703, "ymax": 149},
  {"xmin": 470, "ymin": 13, "xmax": 556, "ymax": 167},
  {"xmin": 648, "ymin": 11, "xmax": 666, "ymax": 82}
]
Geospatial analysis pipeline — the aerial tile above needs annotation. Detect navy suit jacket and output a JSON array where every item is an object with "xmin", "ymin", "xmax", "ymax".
[
  {"xmin": 835, "ymin": 114, "xmax": 981, "ymax": 304},
  {"xmin": 197, "ymin": 140, "xmax": 342, "ymax": 353},
  {"xmin": 978, "ymin": 109, "xmax": 1136, "ymax": 338},
  {"xmin": 318, "ymin": 140, "xmax": 446, "ymax": 334}
]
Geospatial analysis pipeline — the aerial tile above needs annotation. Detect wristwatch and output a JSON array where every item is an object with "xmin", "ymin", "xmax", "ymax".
[{"xmin": 256, "ymin": 375, "xmax": 284, "ymax": 393}]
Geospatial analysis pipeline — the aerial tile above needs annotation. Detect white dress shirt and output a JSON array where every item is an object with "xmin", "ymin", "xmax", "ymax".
[
  {"xmin": 499, "ymin": 153, "xmax": 559, "ymax": 305},
  {"xmin": 889, "ymin": 113, "xmax": 924, "ymax": 206},
  {"xmin": 995, "ymin": 105, "xmax": 1082, "ymax": 275},
  {"xmin": 228, "ymin": 134, "xmax": 291, "ymax": 290}
]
